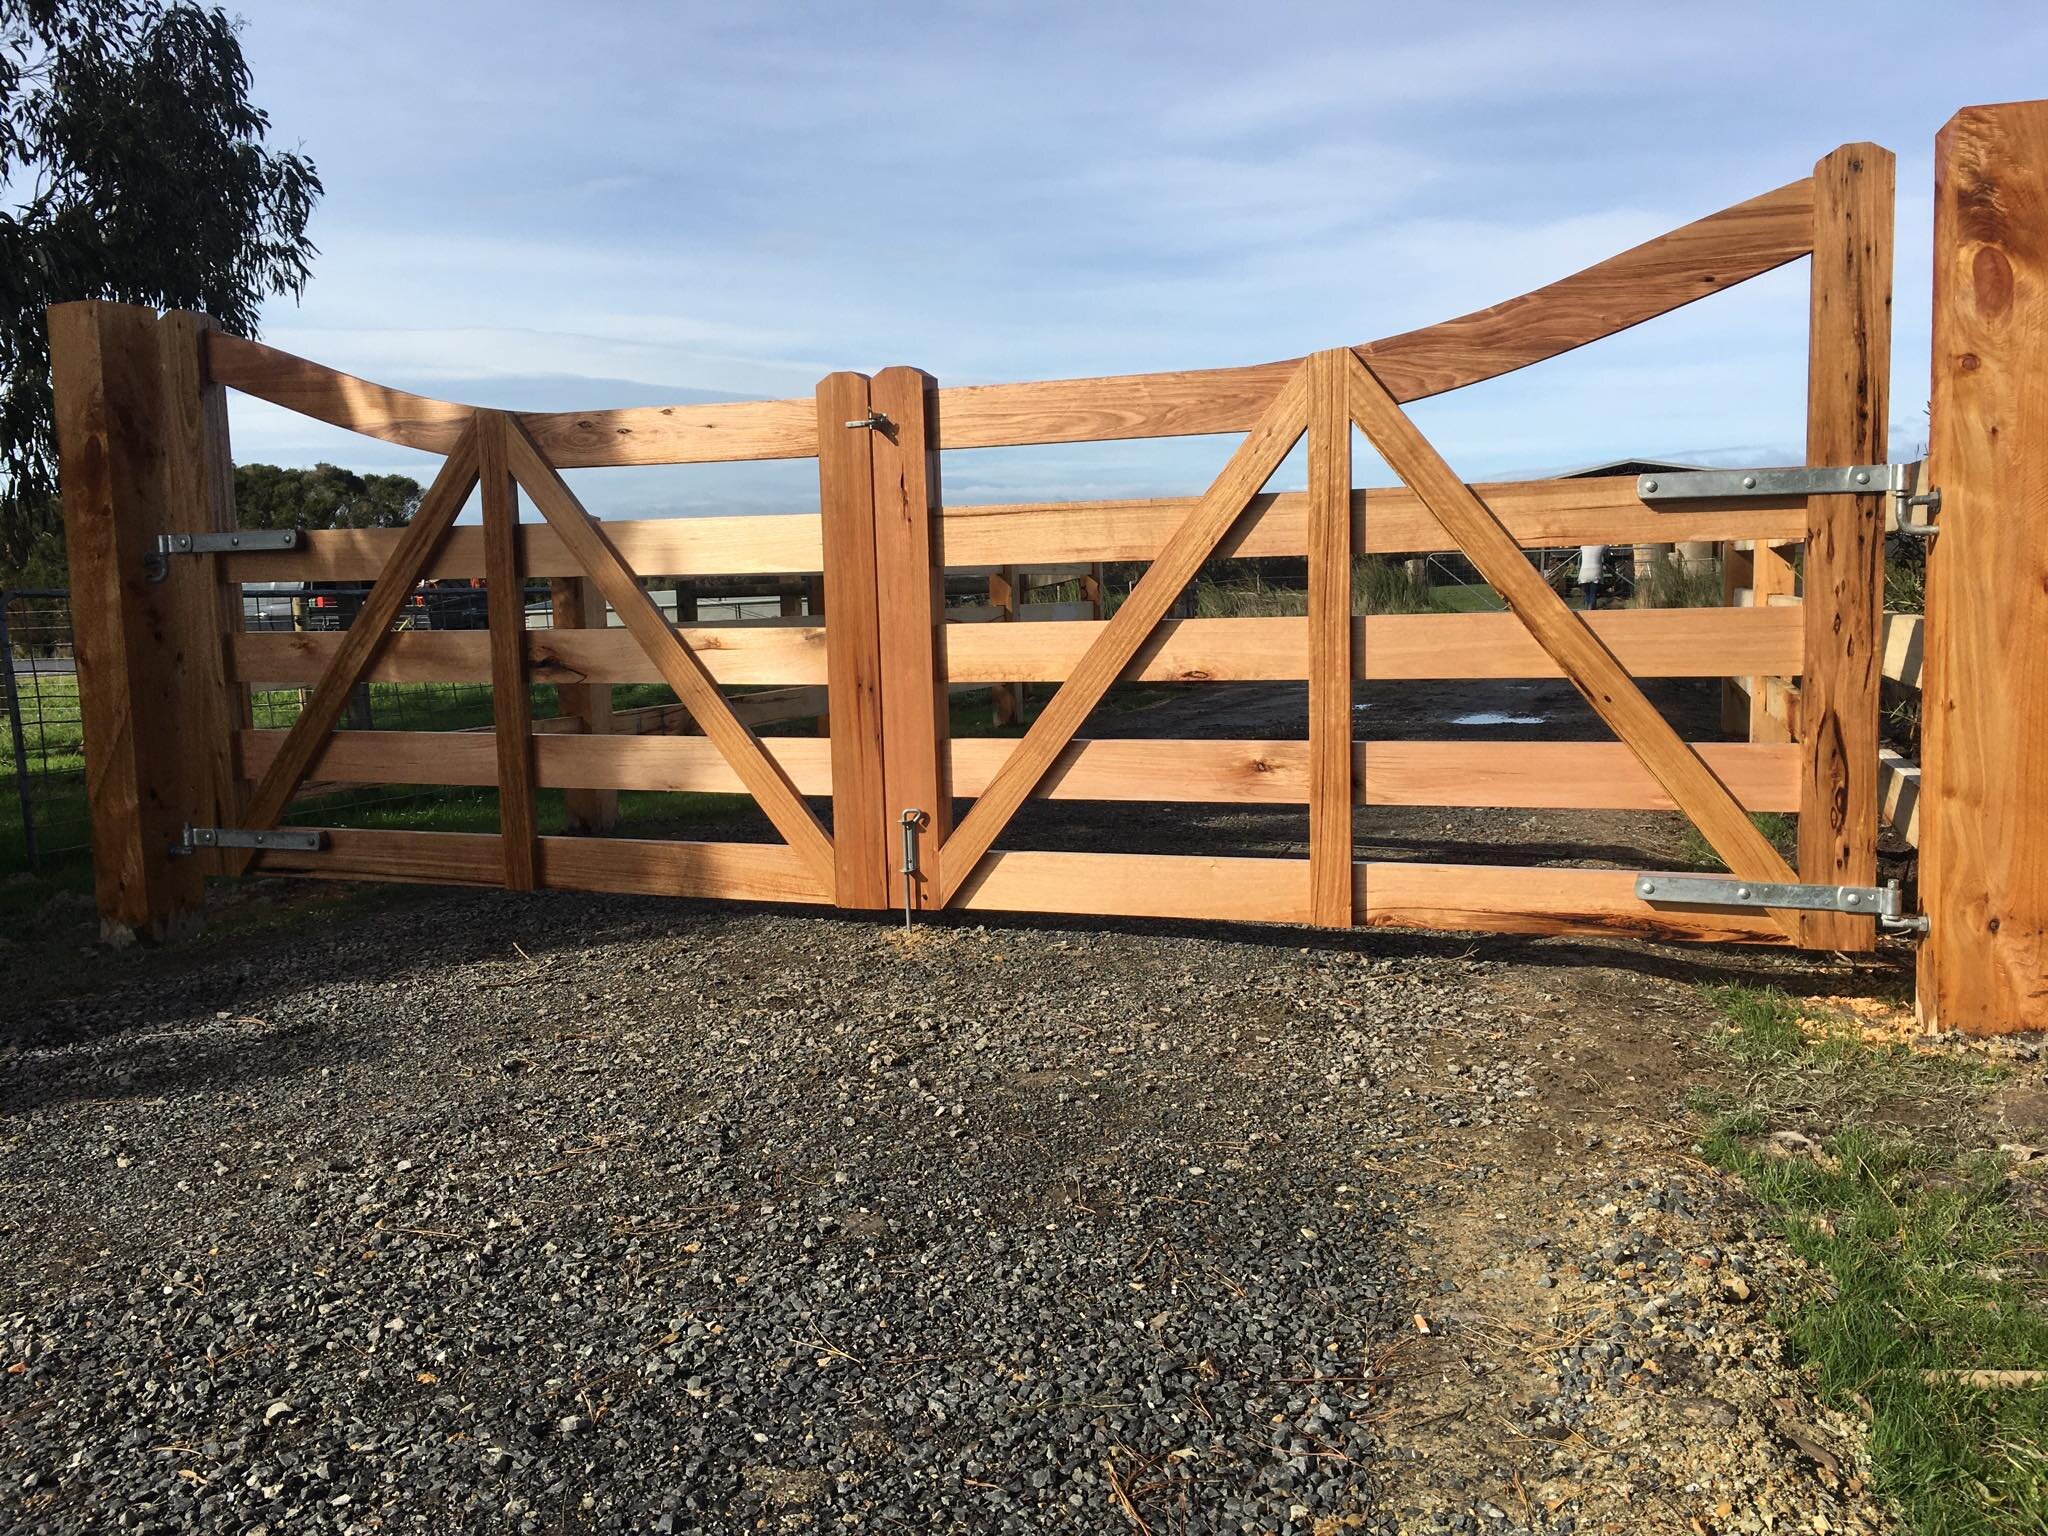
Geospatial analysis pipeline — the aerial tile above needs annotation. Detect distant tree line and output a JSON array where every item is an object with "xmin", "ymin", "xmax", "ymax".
[
  {"xmin": 2, "ymin": 0, "xmax": 321, "ymax": 587},
  {"xmin": 235, "ymin": 463, "xmax": 421, "ymax": 531}
]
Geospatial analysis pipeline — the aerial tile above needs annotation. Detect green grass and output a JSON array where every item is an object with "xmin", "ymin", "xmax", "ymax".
[
  {"xmin": 1190, "ymin": 557, "xmax": 1498, "ymax": 619},
  {"xmin": 1693, "ymin": 986, "xmax": 2048, "ymax": 1535},
  {"xmin": 1676, "ymin": 811, "xmax": 1798, "ymax": 872},
  {"xmin": 1427, "ymin": 582, "xmax": 1505, "ymax": 612},
  {"xmin": 1706, "ymin": 980, "xmax": 1810, "ymax": 1064},
  {"xmin": 1888, "ymin": 541, "xmax": 1927, "ymax": 616},
  {"xmin": 1633, "ymin": 555, "xmax": 1726, "ymax": 609}
]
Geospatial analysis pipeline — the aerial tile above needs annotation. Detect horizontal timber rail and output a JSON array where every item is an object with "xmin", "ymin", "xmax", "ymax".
[
  {"xmin": 218, "ymin": 477, "xmax": 1807, "ymax": 583},
  {"xmin": 237, "ymin": 732, "xmax": 1802, "ymax": 812},
  {"xmin": 203, "ymin": 176, "xmax": 1812, "ymax": 465},
  {"xmin": 248, "ymin": 833, "xmax": 1791, "ymax": 947},
  {"xmin": 229, "ymin": 607, "xmax": 1804, "ymax": 688}
]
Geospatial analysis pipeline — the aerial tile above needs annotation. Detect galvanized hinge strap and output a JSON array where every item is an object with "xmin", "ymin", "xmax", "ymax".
[
  {"xmin": 1636, "ymin": 462, "xmax": 1941, "ymax": 538},
  {"xmin": 1637, "ymin": 465, "xmax": 1889, "ymax": 500},
  {"xmin": 180, "ymin": 825, "xmax": 325, "ymax": 854},
  {"xmin": 147, "ymin": 528, "xmax": 302, "ymax": 583},
  {"xmin": 158, "ymin": 530, "xmax": 303, "ymax": 556},
  {"xmin": 1634, "ymin": 873, "xmax": 1927, "ymax": 938}
]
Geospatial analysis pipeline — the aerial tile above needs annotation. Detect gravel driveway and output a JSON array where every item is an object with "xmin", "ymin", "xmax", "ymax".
[{"xmin": 2, "ymin": 878, "xmax": 1900, "ymax": 1534}]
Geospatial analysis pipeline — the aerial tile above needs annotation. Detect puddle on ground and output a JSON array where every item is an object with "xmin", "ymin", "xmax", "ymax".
[{"xmin": 1450, "ymin": 711, "xmax": 1547, "ymax": 726}]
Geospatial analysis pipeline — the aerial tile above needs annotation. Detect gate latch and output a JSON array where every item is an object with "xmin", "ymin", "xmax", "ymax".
[
  {"xmin": 177, "ymin": 824, "xmax": 325, "ymax": 855},
  {"xmin": 1634, "ymin": 873, "xmax": 1927, "ymax": 938},
  {"xmin": 844, "ymin": 411, "xmax": 893, "ymax": 432},
  {"xmin": 897, "ymin": 809, "xmax": 928, "ymax": 929}
]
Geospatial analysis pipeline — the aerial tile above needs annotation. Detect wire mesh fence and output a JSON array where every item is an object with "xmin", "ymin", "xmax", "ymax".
[
  {"xmin": 1, "ymin": 578, "xmax": 822, "ymax": 878},
  {"xmin": 1, "ymin": 589, "xmax": 84, "ymax": 873},
  {"xmin": 0, "ymin": 581, "xmax": 630, "ymax": 876}
]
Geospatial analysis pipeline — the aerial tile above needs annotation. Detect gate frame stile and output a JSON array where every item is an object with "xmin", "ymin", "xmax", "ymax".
[
  {"xmin": 815, "ymin": 372, "xmax": 892, "ymax": 908},
  {"xmin": 157, "ymin": 310, "xmax": 251, "ymax": 883},
  {"xmin": 1306, "ymin": 349, "xmax": 1355, "ymax": 928},
  {"xmin": 868, "ymin": 368, "xmax": 951, "ymax": 910},
  {"xmin": 478, "ymin": 409, "xmax": 540, "ymax": 891},
  {"xmin": 1797, "ymin": 143, "xmax": 1894, "ymax": 952}
]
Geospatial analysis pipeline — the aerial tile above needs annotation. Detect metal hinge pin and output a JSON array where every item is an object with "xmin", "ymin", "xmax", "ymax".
[{"xmin": 898, "ymin": 809, "xmax": 928, "ymax": 929}]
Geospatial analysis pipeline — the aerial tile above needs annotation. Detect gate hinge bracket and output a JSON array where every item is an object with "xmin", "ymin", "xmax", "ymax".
[
  {"xmin": 1634, "ymin": 873, "xmax": 1926, "ymax": 939},
  {"xmin": 1889, "ymin": 461, "xmax": 1942, "ymax": 539},
  {"xmin": 177, "ymin": 824, "xmax": 325, "ymax": 856},
  {"xmin": 146, "ymin": 528, "xmax": 302, "ymax": 583},
  {"xmin": 1635, "ymin": 463, "xmax": 1940, "ymax": 538}
]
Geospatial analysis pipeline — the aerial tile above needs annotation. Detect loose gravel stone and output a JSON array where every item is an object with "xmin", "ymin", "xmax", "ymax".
[{"xmin": 0, "ymin": 886, "xmax": 1888, "ymax": 1533}]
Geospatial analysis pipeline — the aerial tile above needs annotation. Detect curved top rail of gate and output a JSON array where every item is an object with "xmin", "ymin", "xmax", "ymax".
[{"xmin": 204, "ymin": 176, "xmax": 1815, "ymax": 468}]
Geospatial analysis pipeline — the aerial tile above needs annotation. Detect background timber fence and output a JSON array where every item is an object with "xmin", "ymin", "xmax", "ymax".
[{"xmin": 0, "ymin": 579, "xmax": 842, "ymax": 874}]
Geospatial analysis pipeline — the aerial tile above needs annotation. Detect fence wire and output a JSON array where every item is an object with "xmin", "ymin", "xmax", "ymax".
[
  {"xmin": 2, "ymin": 590, "xmax": 84, "ymax": 872},
  {"xmin": 1, "ymin": 581, "xmax": 594, "ymax": 875}
]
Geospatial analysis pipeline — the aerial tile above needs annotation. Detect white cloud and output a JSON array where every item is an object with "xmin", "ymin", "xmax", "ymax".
[{"xmin": 214, "ymin": 0, "xmax": 2043, "ymax": 518}]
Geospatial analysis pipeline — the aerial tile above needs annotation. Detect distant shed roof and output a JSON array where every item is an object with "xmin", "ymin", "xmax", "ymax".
[{"xmin": 1551, "ymin": 456, "xmax": 1714, "ymax": 479}]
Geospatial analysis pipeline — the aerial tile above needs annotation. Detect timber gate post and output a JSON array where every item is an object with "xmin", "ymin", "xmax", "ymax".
[
  {"xmin": 49, "ymin": 301, "xmax": 239, "ymax": 939},
  {"xmin": 1918, "ymin": 99, "xmax": 2048, "ymax": 1034}
]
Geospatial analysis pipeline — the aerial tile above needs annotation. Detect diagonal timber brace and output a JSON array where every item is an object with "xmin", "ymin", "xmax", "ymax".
[
  {"xmin": 1343, "ymin": 351, "xmax": 1802, "ymax": 936},
  {"xmin": 230, "ymin": 425, "xmax": 482, "ymax": 871},
  {"xmin": 501, "ymin": 418, "xmax": 839, "ymax": 894},
  {"xmin": 935, "ymin": 364, "xmax": 1311, "ymax": 906}
]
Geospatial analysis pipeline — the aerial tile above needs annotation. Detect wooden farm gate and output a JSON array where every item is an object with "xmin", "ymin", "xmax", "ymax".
[{"xmin": 49, "ymin": 101, "xmax": 2048, "ymax": 1033}]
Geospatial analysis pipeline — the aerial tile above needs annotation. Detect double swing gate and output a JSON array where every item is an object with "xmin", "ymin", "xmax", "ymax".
[{"xmin": 50, "ymin": 105, "xmax": 2048, "ymax": 1034}]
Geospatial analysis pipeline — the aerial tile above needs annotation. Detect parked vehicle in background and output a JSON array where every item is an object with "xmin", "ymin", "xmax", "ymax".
[
  {"xmin": 421, "ymin": 579, "xmax": 490, "ymax": 631},
  {"xmin": 302, "ymin": 582, "xmax": 366, "ymax": 632}
]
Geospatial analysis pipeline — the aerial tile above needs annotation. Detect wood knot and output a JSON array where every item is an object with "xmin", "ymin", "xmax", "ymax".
[{"xmin": 1972, "ymin": 247, "xmax": 2015, "ymax": 318}]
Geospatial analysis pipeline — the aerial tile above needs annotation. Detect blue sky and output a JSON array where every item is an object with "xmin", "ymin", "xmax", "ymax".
[{"xmin": 223, "ymin": 0, "xmax": 2048, "ymax": 519}]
